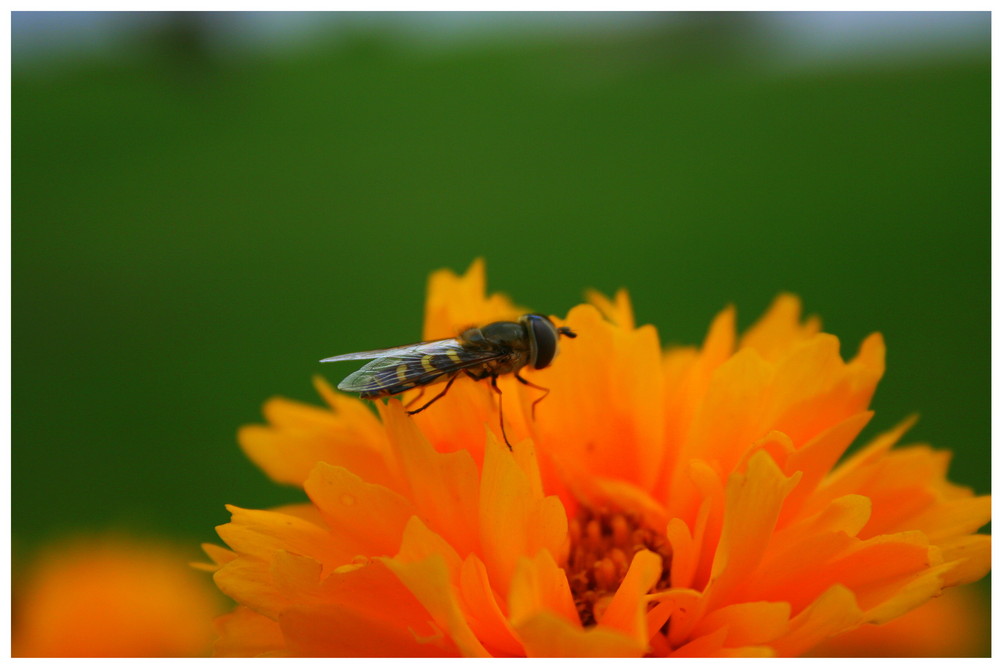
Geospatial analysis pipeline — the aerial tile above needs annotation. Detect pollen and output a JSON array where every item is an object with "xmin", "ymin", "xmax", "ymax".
[{"xmin": 566, "ymin": 506, "xmax": 672, "ymax": 627}]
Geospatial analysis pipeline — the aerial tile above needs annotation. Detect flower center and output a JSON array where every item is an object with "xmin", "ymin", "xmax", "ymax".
[{"xmin": 566, "ymin": 506, "xmax": 672, "ymax": 627}]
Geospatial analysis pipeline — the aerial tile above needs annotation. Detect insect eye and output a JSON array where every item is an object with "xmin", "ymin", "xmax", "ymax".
[{"xmin": 527, "ymin": 315, "xmax": 559, "ymax": 370}]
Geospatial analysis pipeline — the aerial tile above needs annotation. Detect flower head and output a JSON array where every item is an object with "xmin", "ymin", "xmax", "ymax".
[
  {"xmin": 13, "ymin": 534, "xmax": 224, "ymax": 657},
  {"xmin": 208, "ymin": 259, "xmax": 990, "ymax": 657}
]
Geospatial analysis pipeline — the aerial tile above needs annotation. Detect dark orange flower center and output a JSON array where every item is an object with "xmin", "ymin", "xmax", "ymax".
[{"xmin": 566, "ymin": 506, "xmax": 672, "ymax": 626}]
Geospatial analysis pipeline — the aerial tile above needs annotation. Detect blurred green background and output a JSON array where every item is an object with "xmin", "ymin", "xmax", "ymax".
[{"xmin": 12, "ymin": 11, "xmax": 989, "ymax": 650}]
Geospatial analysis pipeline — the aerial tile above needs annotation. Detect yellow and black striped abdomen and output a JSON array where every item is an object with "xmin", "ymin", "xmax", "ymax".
[{"xmin": 337, "ymin": 339, "xmax": 505, "ymax": 398}]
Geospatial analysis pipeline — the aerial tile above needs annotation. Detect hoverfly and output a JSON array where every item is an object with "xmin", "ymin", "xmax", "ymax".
[{"xmin": 320, "ymin": 314, "xmax": 577, "ymax": 449}]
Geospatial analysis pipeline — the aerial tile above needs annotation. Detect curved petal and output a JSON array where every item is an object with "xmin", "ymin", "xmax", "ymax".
[
  {"xmin": 738, "ymin": 293, "xmax": 822, "ymax": 363},
  {"xmin": 479, "ymin": 437, "xmax": 568, "ymax": 596},
  {"xmin": 706, "ymin": 451, "xmax": 801, "ymax": 606},
  {"xmin": 514, "ymin": 611, "xmax": 646, "ymax": 657},
  {"xmin": 239, "ymin": 379, "xmax": 393, "ymax": 489},
  {"xmin": 597, "ymin": 549, "xmax": 663, "ymax": 644},
  {"xmin": 585, "ymin": 288, "xmax": 635, "ymax": 330},
  {"xmin": 303, "ymin": 463, "xmax": 415, "ymax": 559},
  {"xmin": 380, "ymin": 401, "xmax": 481, "ymax": 557},
  {"xmin": 213, "ymin": 605, "xmax": 287, "ymax": 657},
  {"xmin": 507, "ymin": 549, "xmax": 578, "ymax": 629},
  {"xmin": 422, "ymin": 258, "xmax": 522, "ymax": 341},
  {"xmin": 381, "ymin": 519, "xmax": 489, "ymax": 657},
  {"xmin": 770, "ymin": 584, "xmax": 863, "ymax": 657}
]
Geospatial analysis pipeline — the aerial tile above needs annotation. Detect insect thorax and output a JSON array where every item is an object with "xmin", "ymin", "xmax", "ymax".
[{"xmin": 459, "ymin": 321, "xmax": 531, "ymax": 376}]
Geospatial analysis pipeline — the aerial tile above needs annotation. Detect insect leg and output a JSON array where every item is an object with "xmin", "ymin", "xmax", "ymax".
[
  {"xmin": 407, "ymin": 373, "xmax": 459, "ymax": 415},
  {"xmin": 515, "ymin": 371, "xmax": 551, "ymax": 420},
  {"xmin": 403, "ymin": 386, "xmax": 426, "ymax": 409},
  {"xmin": 490, "ymin": 375, "xmax": 513, "ymax": 451}
]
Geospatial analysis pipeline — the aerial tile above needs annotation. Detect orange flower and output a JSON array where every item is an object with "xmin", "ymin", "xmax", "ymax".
[
  {"xmin": 207, "ymin": 259, "xmax": 990, "ymax": 657},
  {"xmin": 13, "ymin": 534, "xmax": 224, "ymax": 657},
  {"xmin": 807, "ymin": 585, "xmax": 990, "ymax": 657}
]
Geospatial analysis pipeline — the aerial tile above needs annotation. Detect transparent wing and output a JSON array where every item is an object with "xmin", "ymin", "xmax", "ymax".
[
  {"xmin": 334, "ymin": 339, "xmax": 507, "ymax": 395},
  {"xmin": 320, "ymin": 339, "xmax": 452, "ymax": 363}
]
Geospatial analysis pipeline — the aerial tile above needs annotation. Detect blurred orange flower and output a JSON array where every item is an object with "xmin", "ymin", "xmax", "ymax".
[
  {"xmin": 206, "ymin": 259, "xmax": 990, "ymax": 657},
  {"xmin": 13, "ymin": 534, "xmax": 224, "ymax": 657},
  {"xmin": 807, "ymin": 584, "xmax": 990, "ymax": 657}
]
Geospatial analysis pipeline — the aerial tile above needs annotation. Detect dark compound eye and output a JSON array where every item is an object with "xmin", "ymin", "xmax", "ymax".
[{"xmin": 527, "ymin": 314, "xmax": 559, "ymax": 369}]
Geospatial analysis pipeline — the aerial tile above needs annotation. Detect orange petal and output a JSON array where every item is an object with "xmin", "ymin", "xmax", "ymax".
[
  {"xmin": 769, "ymin": 584, "xmax": 863, "ymax": 656},
  {"xmin": 392, "ymin": 515, "xmax": 462, "ymax": 573},
  {"xmin": 765, "ymin": 333, "xmax": 883, "ymax": 447},
  {"xmin": 738, "ymin": 293, "xmax": 822, "ymax": 363},
  {"xmin": 806, "ymin": 415, "xmax": 917, "ymax": 513},
  {"xmin": 514, "ymin": 611, "xmax": 646, "ymax": 657},
  {"xmin": 216, "ymin": 504, "xmax": 349, "ymax": 574},
  {"xmin": 286, "ymin": 559, "xmax": 457, "ymax": 656},
  {"xmin": 645, "ymin": 596, "xmax": 675, "ymax": 640},
  {"xmin": 239, "ymin": 383, "xmax": 393, "ymax": 489},
  {"xmin": 669, "ymin": 626, "xmax": 728, "ymax": 657},
  {"xmin": 696, "ymin": 600, "xmax": 790, "ymax": 647},
  {"xmin": 808, "ymin": 585, "xmax": 989, "ymax": 657},
  {"xmin": 776, "ymin": 411, "xmax": 873, "ymax": 526},
  {"xmin": 937, "ymin": 534, "xmax": 991, "ymax": 588},
  {"xmin": 743, "ymin": 527, "xmax": 854, "ymax": 613},
  {"xmin": 860, "ymin": 562, "xmax": 953, "ymax": 625},
  {"xmin": 194, "ymin": 542, "xmax": 237, "ymax": 572},
  {"xmin": 571, "ymin": 477, "xmax": 670, "ymax": 533},
  {"xmin": 706, "ymin": 451, "xmax": 801, "ymax": 605},
  {"xmin": 311, "ymin": 374, "xmax": 389, "ymax": 441},
  {"xmin": 213, "ymin": 557, "xmax": 288, "ymax": 619},
  {"xmin": 407, "ymin": 374, "xmax": 509, "ymax": 465},
  {"xmin": 522, "ymin": 303, "xmax": 666, "ymax": 492},
  {"xmin": 598, "ymin": 549, "xmax": 663, "ymax": 644},
  {"xmin": 667, "ymin": 348, "xmax": 774, "ymax": 518},
  {"xmin": 213, "ymin": 605, "xmax": 287, "ymax": 657},
  {"xmin": 665, "ymin": 517, "xmax": 701, "ymax": 592},
  {"xmin": 658, "ymin": 304, "xmax": 737, "ymax": 497},
  {"xmin": 13, "ymin": 536, "xmax": 222, "ymax": 658},
  {"xmin": 303, "ymin": 462, "xmax": 415, "ymax": 559},
  {"xmin": 894, "ymin": 495, "xmax": 991, "ymax": 542},
  {"xmin": 381, "ymin": 520, "xmax": 489, "ymax": 657},
  {"xmin": 280, "ymin": 602, "xmax": 455, "ymax": 657},
  {"xmin": 422, "ymin": 258, "xmax": 522, "ymax": 341},
  {"xmin": 750, "ymin": 531, "xmax": 935, "ymax": 616},
  {"xmin": 718, "ymin": 646, "xmax": 777, "ymax": 657},
  {"xmin": 479, "ymin": 436, "xmax": 569, "ymax": 596},
  {"xmin": 838, "ymin": 445, "xmax": 975, "ymax": 540},
  {"xmin": 772, "ymin": 494, "xmax": 873, "ymax": 551},
  {"xmin": 739, "ymin": 429, "xmax": 796, "ymax": 470},
  {"xmin": 216, "ymin": 508, "xmax": 347, "ymax": 616},
  {"xmin": 585, "ymin": 287, "xmax": 635, "ymax": 329},
  {"xmin": 651, "ymin": 587, "xmax": 706, "ymax": 647},
  {"xmin": 685, "ymin": 460, "xmax": 726, "ymax": 590},
  {"xmin": 272, "ymin": 549, "xmax": 323, "ymax": 594},
  {"xmin": 507, "ymin": 548, "xmax": 578, "ymax": 629},
  {"xmin": 510, "ymin": 434, "xmax": 545, "ymax": 498},
  {"xmin": 379, "ymin": 400, "xmax": 481, "ymax": 556},
  {"xmin": 458, "ymin": 555, "xmax": 524, "ymax": 656}
]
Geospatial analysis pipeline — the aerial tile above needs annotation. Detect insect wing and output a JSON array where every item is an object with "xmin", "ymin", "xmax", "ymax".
[
  {"xmin": 335, "ymin": 339, "xmax": 501, "ymax": 395},
  {"xmin": 321, "ymin": 343, "xmax": 431, "ymax": 363}
]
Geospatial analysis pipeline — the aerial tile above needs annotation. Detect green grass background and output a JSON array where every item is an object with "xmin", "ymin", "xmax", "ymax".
[{"xmin": 13, "ymin": 15, "xmax": 989, "ymax": 653}]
